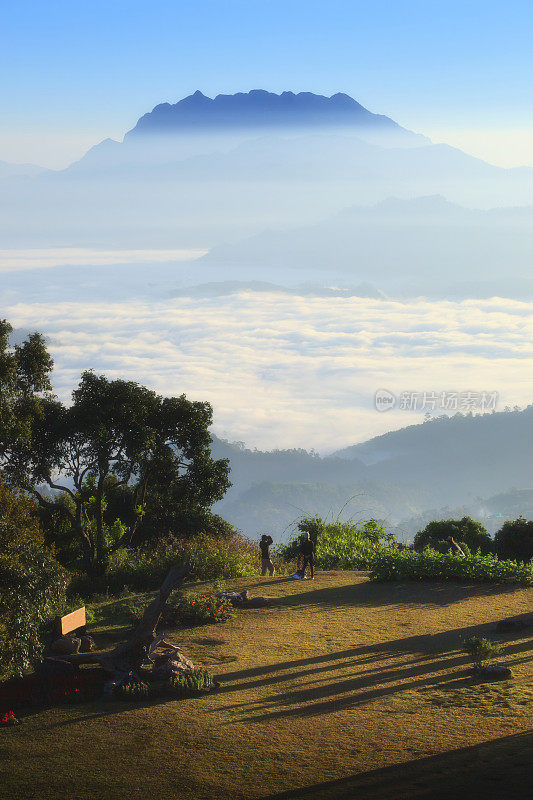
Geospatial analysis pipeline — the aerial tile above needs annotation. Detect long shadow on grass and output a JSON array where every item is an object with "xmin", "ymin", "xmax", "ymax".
[
  {"xmin": 220, "ymin": 615, "xmax": 533, "ymax": 683},
  {"xmin": 217, "ymin": 624, "xmax": 532, "ymax": 722},
  {"xmin": 272, "ymin": 579, "xmax": 526, "ymax": 610},
  {"xmin": 219, "ymin": 648, "xmax": 530, "ymax": 722},
  {"xmin": 233, "ymin": 656, "xmax": 531, "ymax": 723},
  {"xmin": 259, "ymin": 731, "xmax": 533, "ymax": 800}
]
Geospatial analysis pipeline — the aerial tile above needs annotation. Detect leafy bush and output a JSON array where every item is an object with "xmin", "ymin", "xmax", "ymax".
[
  {"xmin": 124, "ymin": 599, "xmax": 148, "ymax": 622},
  {"xmin": 167, "ymin": 591, "xmax": 234, "ymax": 626},
  {"xmin": 279, "ymin": 516, "xmax": 395, "ymax": 569},
  {"xmin": 0, "ymin": 481, "xmax": 67, "ymax": 678},
  {"xmin": 117, "ymin": 681, "xmax": 150, "ymax": 700},
  {"xmin": 494, "ymin": 517, "xmax": 533, "ymax": 563},
  {"xmin": 414, "ymin": 517, "xmax": 493, "ymax": 554},
  {"xmin": 70, "ymin": 531, "xmax": 260, "ymax": 597},
  {"xmin": 115, "ymin": 669, "xmax": 215, "ymax": 701},
  {"xmin": 1, "ymin": 710, "xmax": 19, "ymax": 726},
  {"xmin": 370, "ymin": 549, "xmax": 533, "ymax": 585},
  {"xmin": 166, "ymin": 668, "xmax": 215, "ymax": 696},
  {"xmin": 464, "ymin": 636, "xmax": 503, "ymax": 669}
]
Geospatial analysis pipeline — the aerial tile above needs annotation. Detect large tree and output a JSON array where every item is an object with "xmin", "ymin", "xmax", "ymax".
[
  {"xmin": 413, "ymin": 517, "xmax": 492, "ymax": 553},
  {"xmin": 494, "ymin": 517, "xmax": 533, "ymax": 562},
  {"xmin": 0, "ymin": 323, "xmax": 230, "ymax": 578},
  {"xmin": 0, "ymin": 477, "xmax": 67, "ymax": 677},
  {"xmin": 0, "ymin": 319, "xmax": 54, "ymax": 460}
]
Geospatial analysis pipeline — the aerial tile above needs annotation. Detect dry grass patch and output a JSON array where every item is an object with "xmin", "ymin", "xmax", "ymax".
[{"xmin": 1, "ymin": 572, "xmax": 532, "ymax": 800}]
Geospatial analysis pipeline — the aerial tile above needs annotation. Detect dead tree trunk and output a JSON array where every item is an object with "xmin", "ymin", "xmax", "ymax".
[{"xmin": 45, "ymin": 561, "xmax": 190, "ymax": 693}]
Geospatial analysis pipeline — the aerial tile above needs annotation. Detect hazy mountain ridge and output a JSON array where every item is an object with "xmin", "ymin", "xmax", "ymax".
[
  {"xmin": 213, "ymin": 407, "xmax": 533, "ymax": 540},
  {"xmin": 2, "ymin": 91, "xmax": 533, "ymax": 247},
  {"xmin": 200, "ymin": 194, "xmax": 533, "ymax": 298},
  {"xmin": 126, "ymin": 89, "xmax": 424, "ymax": 141},
  {"xmin": 0, "ymin": 159, "xmax": 48, "ymax": 179}
]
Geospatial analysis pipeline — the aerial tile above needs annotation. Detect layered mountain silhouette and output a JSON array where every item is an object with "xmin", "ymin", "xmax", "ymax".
[
  {"xmin": 212, "ymin": 406, "xmax": 533, "ymax": 540},
  {"xmin": 198, "ymin": 195, "xmax": 533, "ymax": 297},
  {"xmin": 2, "ymin": 90, "xmax": 533, "ymax": 248},
  {"xmin": 126, "ymin": 89, "xmax": 423, "ymax": 142},
  {"xmin": 0, "ymin": 159, "xmax": 47, "ymax": 179}
]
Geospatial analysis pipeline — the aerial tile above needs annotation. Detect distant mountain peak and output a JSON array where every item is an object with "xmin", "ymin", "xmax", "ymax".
[{"xmin": 126, "ymin": 89, "xmax": 414, "ymax": 139}]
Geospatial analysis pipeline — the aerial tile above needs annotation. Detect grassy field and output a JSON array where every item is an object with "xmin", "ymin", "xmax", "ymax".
[{"xmin": 2, "ymin": 572, "xmax": 532, "ymax": 800}]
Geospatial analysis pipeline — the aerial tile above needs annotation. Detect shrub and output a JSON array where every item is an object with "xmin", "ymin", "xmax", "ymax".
[
  {"xmin": 62, "ymin": 594, "xmax": 95, "ymax": 624},
  {"xmin": 414, "ymin": 517, "xmax": 492, "ymax": 554},
  {"xmin": 494, "ymin": 517, "xmax": 533, "ymax": 563},
  {"xmin": 124, "ymin": 599, "xmax": 148, "ymax": 622},
  {"xmin": 0, "ymin": 710, "xmax": 18, "ymax": 726},
  {"xmin": 70, "ymin": 531, "xmax": 260, "ymax": 597},
  {"xmin": 279, "ymin": 516, "xmax": 395, "ymax": 570},
  {"xmin": 166, "ymin": 667, "xmax": 215, "ymax": 696},
  {"xmin": 116, "ymin": 669, "xmax": 216, "ymax": 701},
  {"xmin": 117, "ymin": 682, "xmax": 150, "ymax": 700},
  {"xmin": 370, "ymin": 549, "xmax": 533, "ymax": 585},
  {"xmin": 464, "ymin": 636, "xmax": 503, "ymax": 670},
  {"xmin": 0, "ymin": 481, "xmax": 67, "ymax": 678},
  {"xmin": 167, "ymin": 591, "xmax": 234, "ymax": 626}
]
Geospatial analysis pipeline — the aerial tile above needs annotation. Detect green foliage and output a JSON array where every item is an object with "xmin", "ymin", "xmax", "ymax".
[
  {"xmin": 494, "ymin": 517, "xmax": 533, "ymax": 563},
  {"xmin": 125, "ymin": 591, "xmax": 233, "ymax": 627},
  {"xmin": 70, "ymin": 532, "xmax": 260, "ymax": 596},
  {"xmin": 124, "ymin": 599, "xmax": 148, "ymax": 622},
  {"xmin": 166, "ymin": 668, "xmax": 215, "ymax": 696},
  {"xmin": 0, "ymin": 480, "xmax": 67, "ymax": 678},
  {"xmin": 414, "ymin": 517, "xmax": 492, "ymax": 554},
  {"xmin": 0, "ymin": 319, "xmax": 53, "ymax": 467},
  {"xmin": 370, "ymin": 549, "xmax": 533, "ymax": 585},
  {"xmin": 63, "ymin": 595, "xmax": 96, "ymax": 625},
  {"xmin": 464, "ymin": 636, "xmax": 503, "ymax": 669},
  {"xmin": 279, "ymin": 516, "xmax": 395, "ymax": 569},
  {"xmin": 168, "ymin": 591, "xmax": 234, "ymax": 626},
  {"xmin": 117, "ymin": 681, "xmax": 149, "ymax": 700},
  {"xmin": 116, "ymin": 669, "xmax": 215, "ymax": 701},
  {"xmin": 1, "ymin": 348, "xmax": 231, "ymax": 581}
]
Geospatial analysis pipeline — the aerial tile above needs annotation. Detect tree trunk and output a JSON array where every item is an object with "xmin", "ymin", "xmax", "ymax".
[
  {"xmin": 94, "ymin": 475, "xmax": 107, "ymax": 576},
  {"xmin": 45, "ymin": 561, "xmax": 190, "ymax": 692}
]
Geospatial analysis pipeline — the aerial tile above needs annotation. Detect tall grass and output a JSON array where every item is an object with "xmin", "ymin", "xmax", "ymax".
[
  {"xmin": 279, "ymin": 517, "xmax": 395, "ymax": 570},
  {"xmin": 70, "ymin": 532, "xmax": 260, "ymax": 597}
]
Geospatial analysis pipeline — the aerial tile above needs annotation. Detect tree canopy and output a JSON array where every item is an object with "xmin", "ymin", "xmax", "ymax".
[
  {"xmin": 0, "ymin": 321, "xmax": 231, "ymax": 580},
  {"xmin": 414, "ymin": 517, "xmax": 492, "ymax": 553},
  {"xmin": 494, "ymin": 517, "xmax": 533, "ymax": 562},
  {"xmin": 0, "ymin": 478, "xmax": 67, "ymax": 677}
]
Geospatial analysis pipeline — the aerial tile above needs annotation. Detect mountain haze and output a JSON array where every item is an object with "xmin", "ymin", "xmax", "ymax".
[
  {"xmin": 199, "ymin": 195, "xmax": 533, "ymax": 298},
  {"xmin": 126, "ymin": 89, "xmax": 425, "ymax": 144},
  {"xmin": 2, "ymin": 90, "xmax": 533, "ymax": 247},
  {"xmin": 213, "ymin": 407, "xmax": 533, "ymax": 541}
]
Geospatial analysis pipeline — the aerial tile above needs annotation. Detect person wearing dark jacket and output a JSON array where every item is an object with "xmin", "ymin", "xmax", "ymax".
[
  {"xmin": 299, "ymin": 532, "xmax": 315, "ymax": 579},
  {"xmin": 259, "ymin": 534, "xmax": 275, "ymax": 576}
]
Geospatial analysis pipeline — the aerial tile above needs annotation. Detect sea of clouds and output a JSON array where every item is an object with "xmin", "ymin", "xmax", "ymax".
[{"xmin": 4, "ymin": 250, "xmax": 532, "ymax": 452}]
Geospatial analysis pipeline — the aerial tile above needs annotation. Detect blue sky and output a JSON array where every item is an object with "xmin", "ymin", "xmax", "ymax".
[{"xmin": 2, "ymin": 0, "xmax": 533, "ymax": 167}]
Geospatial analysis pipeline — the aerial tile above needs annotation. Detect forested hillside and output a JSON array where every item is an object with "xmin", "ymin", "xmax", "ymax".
[{"xmin": 214, "ymin": 407, "xmax": 533, "ymax": 541}]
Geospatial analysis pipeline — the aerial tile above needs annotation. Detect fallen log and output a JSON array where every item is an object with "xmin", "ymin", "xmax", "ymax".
[{"xmin": 43, "ymin": 561, "xmax": 190, "ymax": 694}]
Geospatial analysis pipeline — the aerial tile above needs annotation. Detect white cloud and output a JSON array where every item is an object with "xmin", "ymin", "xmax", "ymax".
[
  {"xmin": 0, "ymin": 248, "xmax": 206, "ymax": 272},
  {"xmin": 6, "ymin": 292, "xmax": 533, "ymax": 452}
]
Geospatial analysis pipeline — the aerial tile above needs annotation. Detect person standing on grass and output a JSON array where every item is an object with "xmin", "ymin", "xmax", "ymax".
[
  {"xmin": 299, "ymin": 531, "xmax": 315, "ymax": 579},
  {"xmin": 260, "ymin": 534, "xmax": 275, "ymax": 576}
]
